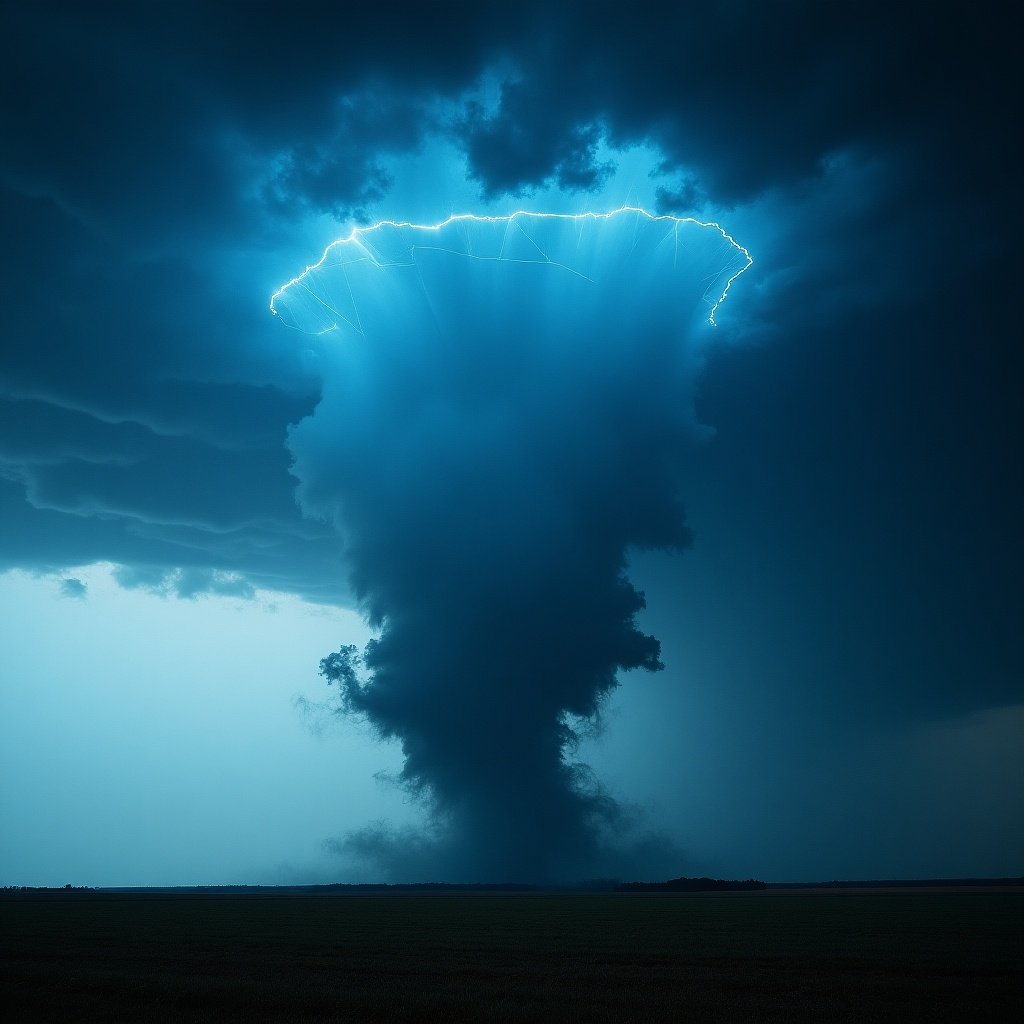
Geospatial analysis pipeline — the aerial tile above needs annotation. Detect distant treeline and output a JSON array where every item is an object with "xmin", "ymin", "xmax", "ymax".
[
  {"xmin": 616, "ymin": 877, "xmax": 768, "ymax": 892},
  {"xmin": 765, "ymin": 877, "xmax": 1024, "ymax": 889},
  {"xmin": 2, "ymin": 884, "xmax": 95, "ymax": 892},
  {"xmin": 292, "ymin": 882, "xmax": 540, "ymax": 893}
]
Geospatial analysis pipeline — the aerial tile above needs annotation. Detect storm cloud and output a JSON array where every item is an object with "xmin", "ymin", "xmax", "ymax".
[
  {"xmin": 282, "ymin": 211, "xmax": 746, "ymax": 879},
  {"xmin": 0, "ymin": 2, "xmax": 1019, "ymax": 883}
]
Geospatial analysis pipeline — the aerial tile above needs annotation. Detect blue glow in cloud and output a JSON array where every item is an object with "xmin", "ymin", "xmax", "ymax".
[{"xmin": 270, "ymin": 207, "xmax": 752, "ymax": 332}]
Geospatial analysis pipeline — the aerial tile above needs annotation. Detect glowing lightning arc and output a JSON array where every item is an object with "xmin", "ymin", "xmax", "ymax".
[{"xmin": 270, "ymin": 206, "xmax": 753, "ymax": 329}]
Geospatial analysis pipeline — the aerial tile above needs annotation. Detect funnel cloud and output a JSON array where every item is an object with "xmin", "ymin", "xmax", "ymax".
[{"xmin": 284, "ymin": 209, "xmax": 751, "ymax": 881}]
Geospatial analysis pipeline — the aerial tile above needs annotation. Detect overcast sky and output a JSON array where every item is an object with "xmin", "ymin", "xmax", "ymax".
[{"xmin": 0, "ymin": 1, "xmax": 1020, "ymax": 886}]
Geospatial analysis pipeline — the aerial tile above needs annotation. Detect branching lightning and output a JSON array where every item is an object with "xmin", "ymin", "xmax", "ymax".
[{"xmin": 270, "ymin": 206, "xmax": 752, "ymax": 331}]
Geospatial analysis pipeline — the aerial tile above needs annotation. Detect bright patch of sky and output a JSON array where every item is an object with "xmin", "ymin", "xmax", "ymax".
[{"xmin": 0, "ymin": 567, "xmax": 413, "ymax": 886}]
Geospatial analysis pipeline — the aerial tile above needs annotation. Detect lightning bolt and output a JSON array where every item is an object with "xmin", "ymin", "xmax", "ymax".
[{"xmin": 270, "ymin": 206, "xmax": 752, "ymax": 330}]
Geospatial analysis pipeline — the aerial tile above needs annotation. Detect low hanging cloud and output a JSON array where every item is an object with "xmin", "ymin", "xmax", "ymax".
[
  {"xmin": 58, "ymin": 576, "xmax": 87, "ymax": 599},
  {"xmin": 284, "ymin": 210, "xmax": 750, "ymax": 881}
]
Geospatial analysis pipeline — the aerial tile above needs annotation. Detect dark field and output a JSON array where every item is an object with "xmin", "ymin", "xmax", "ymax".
[{"xmin": 2, "ymin": 889, "xmax": 1021, "ymax": 1022}]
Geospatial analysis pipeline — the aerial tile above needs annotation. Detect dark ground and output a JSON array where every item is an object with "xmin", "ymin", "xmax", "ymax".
[{"xmin": 2, "ymin": 888, "xmax": 1021, "ymax": 1022}]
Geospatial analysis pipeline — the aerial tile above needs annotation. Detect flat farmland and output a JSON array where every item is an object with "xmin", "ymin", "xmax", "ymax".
[{"xmin": 2, "ymin": 889, "xmax": 1021, "ymax": 1022}]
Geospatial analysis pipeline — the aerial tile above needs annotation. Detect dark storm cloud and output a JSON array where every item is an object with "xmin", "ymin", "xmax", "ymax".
[
  {"xmin": 0, "ymin": 1, "xmax": 528, "ymax": 233},
  {"xmin": 0, "ymin": 1, "xmax": 1019, "ymax": 880},
  {"xmin": 654, "ymin": 178, "xmax": 705, "ymax": 217},
  {"xmin": 0, "ymin": 1, "xmax": 537, "ymax": 600},
  {"xmin": 262, "ymin": 91, "xmax": 431, "ymax": 220},
  {"xmin": 461, "ymin": 87, "xmax": 614, "ymax": 198},
  {"xmin": 456, "ymin": 3, "xmax": 1018, "ymax": 212}
]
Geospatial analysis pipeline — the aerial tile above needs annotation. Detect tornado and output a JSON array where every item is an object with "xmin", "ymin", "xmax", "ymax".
[{"xmin": 278, "ymin": 208, "xmax": 751, "ymax": 882}]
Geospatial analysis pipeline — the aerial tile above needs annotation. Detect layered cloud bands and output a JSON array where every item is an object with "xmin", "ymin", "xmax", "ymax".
[{"xmin": 285, "ymin": 210, "xmax": 750, "ymax": 880}]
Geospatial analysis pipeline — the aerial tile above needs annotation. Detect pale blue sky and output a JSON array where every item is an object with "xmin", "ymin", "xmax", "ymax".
[{"xmin": 0, "ymin": 567, "xmax": 414, "ymax": 886}]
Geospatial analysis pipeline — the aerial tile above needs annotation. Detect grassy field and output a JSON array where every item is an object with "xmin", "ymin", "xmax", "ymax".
[{"xmin": 2, "ymin": 889, "xmax": 1021, "ymax": 1021}]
